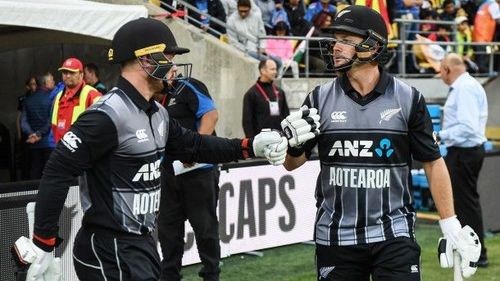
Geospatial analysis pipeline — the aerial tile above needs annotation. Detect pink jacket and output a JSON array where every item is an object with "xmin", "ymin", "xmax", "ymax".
[{"xmin": 265, "ymin": 39, "xmax": 294, "ymax": 61}]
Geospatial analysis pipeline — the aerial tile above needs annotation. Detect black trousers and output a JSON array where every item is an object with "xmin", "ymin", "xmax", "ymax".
[
  {"xmin": 316, "ymin": 237, "xmax": 421, "ymax": 281},
  {"xmin": 29, "ymin": 148, "xmax": 52, "ymax": 179},
  {"xmin": 445, "ymin": 145, "xmax": 487, "ymax": 258},
  {"xmin": 73, "ymin": 227, "xmax": 161, "ymax": 281},
  {"xmin": 158, "ymin": 167, "xmax": 221, "ymax": 281}
]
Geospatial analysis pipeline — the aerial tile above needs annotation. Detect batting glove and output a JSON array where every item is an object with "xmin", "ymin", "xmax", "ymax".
[
  {"xmin": 11, "ymin": 236, "xmax": 62, "ymax": 281},
  {"xmin": 438, "ymin": 216, "xmax": 481, "ymax": 278},
  {"xmin": 252, "ymin": 129, "xmax": 287, "ymax": 165},
  {"xmin": 281, "ymin": 106, "xmax": 320, "ymax": 147}
]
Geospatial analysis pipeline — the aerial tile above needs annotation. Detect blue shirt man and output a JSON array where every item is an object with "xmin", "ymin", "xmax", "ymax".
[{"xmin": 439, "ymin": 53, "xmax": 489, "ymax": 267}]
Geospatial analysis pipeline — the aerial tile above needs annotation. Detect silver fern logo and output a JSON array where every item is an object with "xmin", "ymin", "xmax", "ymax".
[
  {"xmin": 319, "ymin": 266, "xmax": 335, "ymax": 279},
  {"xmin": 379, "ymin": 108, "xmax": 401, "ymax": 124}
]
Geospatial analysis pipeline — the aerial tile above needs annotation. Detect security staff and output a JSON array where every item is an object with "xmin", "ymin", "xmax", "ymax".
[
  {"xmin": 51, "ymin": 57, "xmax": 102, "ymax": 143},
  {"xmin": 282, "ymin": 6, "xmax": 481, "ymax": 280},
  {"xmin": 158, "ymin": 77, "xmax": 222, "ymax": 281},
  {"xmin": 12, "ymin": 18, "xmax": 290, "ymax": 281}
]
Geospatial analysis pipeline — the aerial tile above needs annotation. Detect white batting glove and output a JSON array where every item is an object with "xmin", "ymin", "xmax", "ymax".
[
  {"xmin": 438, "ymin": 216, "xmax": 481, "ymax": 278},
  {"xmin": 252, "ymin": 129, "xmax": 284, "ymax": 158},
  {"xmin": 263, "ymin": 136, "xmax": 288, "ymax": 165},
  {"xmin": 12, "ymin": 236, "xmax": 62, "ymax": 281},
  {"xmin": 281, "ymin": 106, "xmax": 320, "ymax": 147}
]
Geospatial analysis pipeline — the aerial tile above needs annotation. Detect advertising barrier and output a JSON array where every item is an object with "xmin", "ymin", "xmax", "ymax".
[{"xmin": 0, "ymin": 161, "xmax": 320, "ymax": 280}]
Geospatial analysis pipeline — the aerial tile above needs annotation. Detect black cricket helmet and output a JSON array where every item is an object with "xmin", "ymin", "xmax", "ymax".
[
  {"xmin": 109, "ymin": 18, "xmax": 192, "ymax": 81},
  {"xmin": 320, "ymin": 5, "xmax": 389, "ymax": 71}
]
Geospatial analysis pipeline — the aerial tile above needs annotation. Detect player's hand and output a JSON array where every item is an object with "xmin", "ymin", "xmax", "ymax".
[
  {"xmin": 281, "ymin": 105, "xmax": 320, "ymax": 147},
  {"xmin": 11, "ymin": 236, "xmax": 62, "ymax": 281},
  {"xmin": 252, "ymin": 129, "xmax": 287, "ymax": 165},
  {"xmin": 438, "ymin": 216, "xmax": 481, "ymax": 278},
  {"xmin": 263, "ymin": 136, "xmax": 288, "ymax": 165}
]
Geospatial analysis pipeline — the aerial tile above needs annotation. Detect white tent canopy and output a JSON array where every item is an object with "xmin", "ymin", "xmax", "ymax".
[{"xmin": 0, "ymin": 0, "xmax": 148, "ymax": 40}]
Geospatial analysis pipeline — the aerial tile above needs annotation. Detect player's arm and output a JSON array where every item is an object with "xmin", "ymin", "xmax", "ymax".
[
  {"xmin": 12, "ymin": 110, "xmax": 117, "ymax": 280},
  {"xmin": 198, "ymin": 110, "xmax": 218, "ymax": 135},
  {"xmin": 283, "ymin": 88, "xmax": 320, "ymax": 171},
  {"xmin": 408, "ymin": 88, "xmax": 480, "ymax": 278},
  {"xmin": 34, "ymin": 111, "xmax": 117, "ymax": 245},
  {"xmin": 422, "ymin": 158, "xmax": 454, "ymax": 219},
  {"xmin": 166, "ymin": 118, "xmax": 287, "ymax": 165}
]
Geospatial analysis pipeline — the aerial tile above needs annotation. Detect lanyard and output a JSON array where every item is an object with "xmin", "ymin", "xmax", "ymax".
[{"xmin": 255, "ymin": 82, "xmax": 279, "ymax": 102}]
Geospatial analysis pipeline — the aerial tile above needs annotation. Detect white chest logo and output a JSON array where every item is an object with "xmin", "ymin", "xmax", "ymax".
[
  {"xmin": 331, "ymin": 111, "xmax": 347, "ymax": 123},
  {"xmin": 136, "ymin": 129, "xmax": 149, "ymax": 143},
  {"xmin": 379, "ymin": 108, "xmax": 401, "ymax": 124},
  {"xmin": 158, "ymin": 120, "xmax": 165, "ymax": 137}
]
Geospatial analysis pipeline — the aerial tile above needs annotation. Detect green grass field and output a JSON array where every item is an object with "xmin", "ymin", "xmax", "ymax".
[{"xmin": 180, "ymin": 223, "xmax": 499, "ymax": 281}]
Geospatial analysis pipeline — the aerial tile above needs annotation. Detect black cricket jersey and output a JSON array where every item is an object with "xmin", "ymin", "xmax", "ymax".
[
  {"xmin": 300, "ymin": 70, "xmax": 441, "ymax": 246},
  {"xmin": 33, "ymin": 77, "xmax": 251, "ymax": 248}
]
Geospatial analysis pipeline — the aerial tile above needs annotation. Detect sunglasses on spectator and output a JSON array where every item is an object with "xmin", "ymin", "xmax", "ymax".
[{"xmin": 238, "ymin": 8, "xmax": 250, "ymax": 14}]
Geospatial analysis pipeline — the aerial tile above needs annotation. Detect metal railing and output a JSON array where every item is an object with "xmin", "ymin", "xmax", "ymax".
[{"xmin": 157, "ymin": 2, "xmax": 500, "ymax": 78}]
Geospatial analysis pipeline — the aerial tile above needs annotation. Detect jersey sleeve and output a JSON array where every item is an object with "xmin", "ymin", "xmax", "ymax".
[
  {"xmin": 408, "ymin": 87, "xmax": 441, "ymax": 162},
  {"xmin": 33, "ymin": 111, "xmax": 118, "ymax": 250},
  {"xmin": 166, "ymin": 118, "xmax": 252, "ymax": 163}
]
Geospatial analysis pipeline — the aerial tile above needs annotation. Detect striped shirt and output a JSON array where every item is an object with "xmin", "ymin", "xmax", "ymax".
[{"xmin": 301, "ymin": 71, "xmax": 441, "ymax": 246}]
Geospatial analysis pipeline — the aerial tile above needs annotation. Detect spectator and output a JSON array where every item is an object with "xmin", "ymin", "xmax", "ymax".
[
  {"xmin": 220, "ymin": 0, "xmax": 262, "ymax": 19},
  {"xmin": 157, "ymin": 77, "xmax": 221, "ymax": 281},
  {"xmin": 242, "ymin": 59, "xmax": 290, "ymax": 137},
  {"xmin": 455, "ymin": 16, "xmax": 474, "ymax": 61},
  {"xmin": 472, "ymin": 0, "xmax": 500, "ymax": 73},
  {"xmin": 307, "ymin": 11, "xmax": 333, "ymax": 75},
  {"xmin": 83, "ymin": 63, "xmax": 107, "ymax": 94},
  {"xmin": 419, "ymin": 7, "xmax": 437, "ymax": 35},
  {"xmin": 20, "ymin": 73, "xmax": 56, "ymax": 179},
  {"xmin": 284, "ymin": 0, "xmax": 311, "ymax": 36},
  {"xmin": 255, "ymin": 0, "xmax": 276, "ymax": 32},
  {"xmin": 393, "ymin": 0, "xmax": 421, "ymax": 40},
  {"xmin": 51, "ymin": 57, "xmax": 102, "ymax": 143},
  {"xmin": 461, "ymin": 0, "xmax": 480, "ymax": 24},
  {"xmin": 186, "ymin": 0, "xmax": 227, "ymax": 37},
  {"xmin": 304, "ymin": 0, "xmax": 336, "ymax": 22},
  {"xmin": 271, "ymin": 0, "xmax": 291, "ymax": 29},
  {"xmin": 265, "ymin": 21, "xmax": 300, "ymax": 77},
  {"xmin": 227, "ymin": 0, "xmax": 266, "ymax": 55},
  {"xmin": 439, "ymin": 0, "xmax": 458, "ymax": 21},
  {"xmin": 439, "ymin": 53, "xmax": 489, "ymax": 268},
  {"xmin": 16, "ymin": 76, "xmax": 37, "ymax": 180}
]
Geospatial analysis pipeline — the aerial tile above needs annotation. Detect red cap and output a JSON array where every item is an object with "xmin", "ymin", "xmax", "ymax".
[{"xmin": 58, "ymin": 57, "xmax": 83, "ymax": 72}]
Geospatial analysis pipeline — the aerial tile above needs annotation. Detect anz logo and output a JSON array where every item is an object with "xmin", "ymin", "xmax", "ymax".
[
  {"xmin": 328, "ymin": 138, "xmax": 394, "ymax": 158},
  {"xmin": 375, "ymin": 138, "xmax": 394, "ymax": 157},
  {"xmin": 132, "ymin": 160, "xmax": 161, "ymax": 182}
]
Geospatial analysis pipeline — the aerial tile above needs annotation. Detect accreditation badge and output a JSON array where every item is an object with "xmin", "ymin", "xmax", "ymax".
[{"xmin": 269, "ymin": 101, "xmax": 280, "ymax": 116}]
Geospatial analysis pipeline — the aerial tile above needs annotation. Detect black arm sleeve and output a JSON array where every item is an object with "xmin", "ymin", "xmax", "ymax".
[
  {"xmin": 34, "ymin": 111, "xmax": 118, "ymax": 247},
  {"xmin": 408, "ymin": 87, "xmax": 441, "ymax": 162},
  {"xmin": 166, "ymin": 118, "xmax": 252, "ymax": 163}
]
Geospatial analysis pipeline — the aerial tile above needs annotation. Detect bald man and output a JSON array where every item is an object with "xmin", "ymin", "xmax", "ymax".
[{"xmin": 439, "ymin": 53, "xmax": 489, "ymax": 267}]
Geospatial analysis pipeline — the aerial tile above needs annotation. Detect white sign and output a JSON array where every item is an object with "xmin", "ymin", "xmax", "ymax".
[{"xmin": 178, "ymin": 161, "xmax": 319, "ymax": 265}]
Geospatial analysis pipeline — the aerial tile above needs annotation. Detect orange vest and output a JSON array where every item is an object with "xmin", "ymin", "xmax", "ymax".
[{"xmin": 473, "ymin": 2, "xmax": 497, "ymax": 42}]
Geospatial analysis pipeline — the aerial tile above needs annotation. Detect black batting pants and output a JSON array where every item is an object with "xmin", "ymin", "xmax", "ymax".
[
  {"xmin": 316, "ymin": 237, "xmax": 421, "ymax": 281},
  {"xmin": 445, "ymin": 145, "xmax": 486, "ymax": 258},
  {"xmin": 158, "ymin": 167, "xmax": 221, "ymax": 281}
]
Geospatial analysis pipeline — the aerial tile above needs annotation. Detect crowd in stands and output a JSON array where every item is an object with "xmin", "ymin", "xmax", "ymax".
[{"xmin": 160, "ymin": 0, "xmax": 500, "ymax": 76}]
